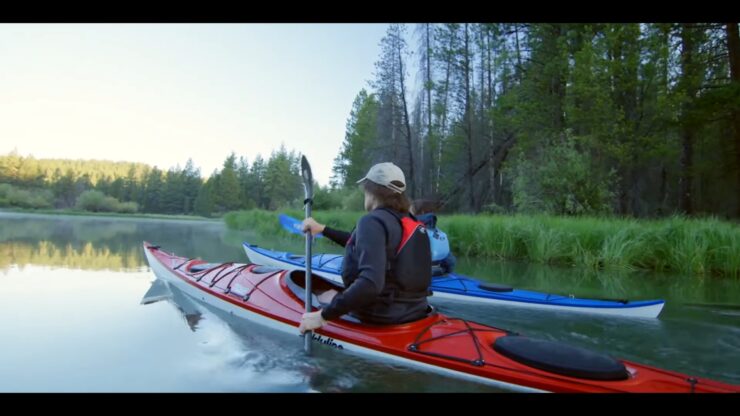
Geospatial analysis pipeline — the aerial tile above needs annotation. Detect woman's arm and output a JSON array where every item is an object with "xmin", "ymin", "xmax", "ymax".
[
  {"xmin": 322, "ymin": 226, "xmax": 351, "ymax": 247},
  {"xmin": 303, "ymin": 217, "xmax": 351, "ymax": 247}
]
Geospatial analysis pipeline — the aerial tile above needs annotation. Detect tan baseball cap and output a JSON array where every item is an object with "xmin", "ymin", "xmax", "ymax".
[{"xmin": 356, "ymin": 162, "xmax": 406, "ymax": 194}]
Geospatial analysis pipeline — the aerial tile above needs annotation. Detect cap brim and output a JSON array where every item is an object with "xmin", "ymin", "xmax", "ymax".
[{"xmin": 356, "ymin": 176, "xmax": 368, "ymax": 184}]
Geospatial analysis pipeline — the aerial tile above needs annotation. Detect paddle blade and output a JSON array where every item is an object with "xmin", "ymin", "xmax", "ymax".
[
  {"xmin": 279, "ymin": 213, "xmax": 322, "ymax": 238},
  {"xmin": 300, "ymin": 155, "xmax": 313, "ymax": 198}
]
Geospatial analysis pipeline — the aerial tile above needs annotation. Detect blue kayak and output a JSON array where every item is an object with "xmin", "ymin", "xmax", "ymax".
[{"xmin": 243, "ymin": 242, "xmax": 665, "ymax": 318}]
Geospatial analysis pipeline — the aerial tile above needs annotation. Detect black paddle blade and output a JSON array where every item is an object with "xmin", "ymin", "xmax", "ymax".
[{"xmin": 301, "ymin": 155, "xmax": 313, "ymax": 197}]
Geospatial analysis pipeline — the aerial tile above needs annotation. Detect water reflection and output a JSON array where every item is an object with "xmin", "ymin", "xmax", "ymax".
[
  {"xmin": 140, "ymin": 277, "xmax": 499, "ymax": 393},
  {"xmin": 0, "ymin": 212, "xmax": 245, "ymax": 271}
]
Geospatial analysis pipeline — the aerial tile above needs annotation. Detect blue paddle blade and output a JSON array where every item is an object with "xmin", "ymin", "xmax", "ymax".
[{"xmin": 279, "ymin": 213, "xmax": 323, "ymax": 239}]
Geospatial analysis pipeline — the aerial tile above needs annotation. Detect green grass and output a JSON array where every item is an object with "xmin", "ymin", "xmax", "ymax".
[{"xmin": 223, "ymin": 209, "xmax": 740, "ymax": 278}]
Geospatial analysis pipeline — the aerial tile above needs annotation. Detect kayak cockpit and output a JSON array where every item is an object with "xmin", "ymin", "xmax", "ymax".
[
  {"xmin": 283, "ymin": 269, "xmax": 361, "ymax": 323},
  {"xmin": 283, "ymin": 269, "xmax": 437, "ymax": 325},
  {"xmin": 283, "ymin": 269, "xmax": 344, "ymax": 306}
]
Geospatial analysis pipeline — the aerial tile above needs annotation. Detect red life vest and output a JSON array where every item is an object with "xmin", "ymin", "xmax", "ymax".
[{"xmin": 370, "ymin": 208, "xmax": 432, "ymax": 300}]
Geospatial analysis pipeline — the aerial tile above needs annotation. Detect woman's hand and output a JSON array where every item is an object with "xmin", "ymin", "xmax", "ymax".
[
  {"xmin": 302, "ymin": 217, "xmax": 326, "ymax": 236},
  {"xmin": 298, "ymin": 310, "xmax": 327, "ymax": 334}
]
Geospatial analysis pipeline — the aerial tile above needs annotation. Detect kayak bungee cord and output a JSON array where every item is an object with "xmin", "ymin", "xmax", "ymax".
[
  {"xmin": 409, "ymin": 318, "xmax": 515, "ymax": 366},
  {"xmin": 181, "ymin": 259, "xmax": 282, "ymax": 301},
  {"xmin": 240, "ymin": 268, "xmax": 283, "ymax": 302},
  {"xmin": 173, "ymin": 258, "xmax": 193, "ymax": 270},
  {"xmin": 315, "ymin": 254, "xmax": 337, "ymax": 269},
  {"xmin": 209, "ymin": 264, "xmax": 250, "ymax": 288},
  {"xmin": 223, "ymin": 266, "xmax": 251, "ymax": 295},
  {"xmin": 188, "ymin": 263, "xmax": 233, "ymax": 281},
  {"xmin": 408, "ymin": 319, "xmax": 629, "ymax": 392}
]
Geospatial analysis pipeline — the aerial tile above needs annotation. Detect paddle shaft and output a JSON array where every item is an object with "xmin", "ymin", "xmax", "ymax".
[
  {"xmin": 301, "ymin": 155, "xmax": 314, "ymax": 355},
  {"xmin": 304, "ymin": 198, "xmax": 313, "ymax": 353}
]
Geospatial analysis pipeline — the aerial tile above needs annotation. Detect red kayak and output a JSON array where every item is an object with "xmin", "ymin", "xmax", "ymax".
[{"xmin": 143, "ymin": 242, "xmax": 739, "ymax": 393}]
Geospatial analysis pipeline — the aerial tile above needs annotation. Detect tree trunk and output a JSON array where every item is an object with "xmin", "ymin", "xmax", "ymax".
[
  {"xmin": 679, "ymin": 24, "xmax": 697, "ymax": 215},
  {"xmin": 425, "ymin": 24, "xmax": 433, "ymax": 198},
  {"xmin": 397, "ymin": 44, "xmax": 415, "ymax": 198},
  {"xmin": 440, "ymin": 135, "xmax": 516, "ymax": 208},
  {"xmin": 551, "ymin": 24, "xmax": 566, "ymax": 132},
  {"xmin": 727, "ymin": 23, "xmax": 740, "ymax": 217},
  {"xmin": 437, "ymin": 32, "xmax": 453, "ymax": 195},
  {"xmin": 486, "ymin": 27, "xmax": 496, "ymax": 207},
  {"xmin": 514, "ymin": 24, "xmax": 523, "ymax": 82},
  {"xmin": 464, "ymin": 24, "xmax": 476, "ymax": 211},
  {"xmin": 659, "ymin": 165, "xmax": 668, "ymax": 216}
]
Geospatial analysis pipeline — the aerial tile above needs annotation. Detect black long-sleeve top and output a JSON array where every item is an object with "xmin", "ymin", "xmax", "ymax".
[
  {"xmin": 322, "ymin": 226, "xmax": 351, "ymax": 248},
  {"xmin": 320, "ymin": 214, "xmax": 397, "ymax": 321}
]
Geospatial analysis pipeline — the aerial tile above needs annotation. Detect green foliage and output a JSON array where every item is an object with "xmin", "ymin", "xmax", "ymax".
[
  {"xmin": 0, "ymin": 145, "xmax": 302, "ymax": 217},
  {"xmin": 331, "ymin": 90, "xmax": 380, "ymax": 188},
  {"xmin": 0, "ymin": 151, "xmax": 150, "ymax": 187},
  {"xmin": 75, "ymin": 190, "xmax": 138, "ymax": 213},
  {"xmin": 212, "ymin": 153, "xmax": 244, "ymax": 212},
  {"xmin": 313, "ymin": 183, "xmax": 342, "ymax": 211},
  {"xmin": 341, "ymin": 188, "xmax": 365, "ymax": 211},
  {"xmin": 0, "ymin": 183, "xmax": 54, "ymax": 209},
  {"xmin": 194, "ymin": 177, "xmax": 215, "ymax": 217},
  {"xmin": 508, "ymin": 134, "xmax": 616, "ymax": 215},
  {"xmin": 263, "ymin": 146, "xmax": 301, "ymax": 210}
]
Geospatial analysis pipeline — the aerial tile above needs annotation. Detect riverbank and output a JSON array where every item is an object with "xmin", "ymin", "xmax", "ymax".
[
  {"xmin": 224, "ymin": 209, "xmax": 740, "ymax": 278},
  {"xmin": 0, "ymin": 208, "xmax": 219, "ymax": 222}
]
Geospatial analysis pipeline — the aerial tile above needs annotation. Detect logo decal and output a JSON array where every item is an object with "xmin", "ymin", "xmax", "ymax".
[{"xmin": 311, "ymin": 333, "xmax": 345, "ymax": 350}]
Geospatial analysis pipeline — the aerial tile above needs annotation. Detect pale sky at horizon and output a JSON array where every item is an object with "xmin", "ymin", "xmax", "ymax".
[{"xmin": 0, "ymin": 23, "xmax": 394, "ymax": 186}]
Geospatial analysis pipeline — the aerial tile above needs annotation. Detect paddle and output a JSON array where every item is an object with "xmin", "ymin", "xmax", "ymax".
[
  {"xmin": 279, "ymin": 213, "xmax": 323, "ymax": 239},
  {"xmin": 300, "ymin": 155, "xmax": 314, "ymax": 354}
]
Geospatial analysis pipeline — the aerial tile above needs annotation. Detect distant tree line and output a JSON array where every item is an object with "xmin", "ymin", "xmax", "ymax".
[{"xmin": 0, "ymin": 145, "xmax": 317, "ymax": 216}]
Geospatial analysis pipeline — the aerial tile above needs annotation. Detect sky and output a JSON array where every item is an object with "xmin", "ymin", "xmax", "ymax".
[{"xmin": 0, "ymin": 24, "xmax": 392, "ymax": 186}]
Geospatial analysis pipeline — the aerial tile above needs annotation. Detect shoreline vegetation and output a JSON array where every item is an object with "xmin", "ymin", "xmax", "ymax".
[
  {"xmin": 0, "ymin": 208, "xmax": 218, "ymax": 222},
  {"xmin": 224, "ymin": 209, "xmax": 740, "ymax": 278},
  {"xmin": 5, "ymin": 208, "xmax": 737, "ymax": 278}
]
